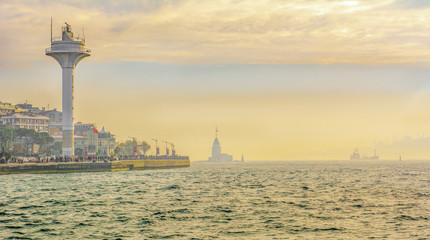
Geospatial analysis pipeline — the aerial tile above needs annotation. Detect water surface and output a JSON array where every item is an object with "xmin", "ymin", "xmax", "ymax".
[{"xmin": 1, "ymin": 160, "xmax": 429, "ymax": 239}]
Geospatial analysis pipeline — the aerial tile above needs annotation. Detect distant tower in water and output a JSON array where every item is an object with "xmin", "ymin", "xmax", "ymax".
[
  {"xmin": 208, "ymin": 127, "xmax": 233, "ymax": 162},
  {"xmin": 211, "ymin": 127, "xmax": 221, "ymax": 159},
  {"xmin": 46, "ymin": 20, "xmax": 91, "ymax": 157}
]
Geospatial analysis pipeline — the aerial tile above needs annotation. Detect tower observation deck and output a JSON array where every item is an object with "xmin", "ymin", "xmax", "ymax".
[{"xmin": 46, "ymin": 22, "xmax": 91, "ymax": 157}]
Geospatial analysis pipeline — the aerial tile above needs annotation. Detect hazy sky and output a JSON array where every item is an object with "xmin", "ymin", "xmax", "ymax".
[{"xmin": 2, "ymin": 0, "xmax": 430, "ymax": 160}]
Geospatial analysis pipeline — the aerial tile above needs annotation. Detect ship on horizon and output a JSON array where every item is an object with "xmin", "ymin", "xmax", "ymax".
[{"xmin": 350, "ymin": 148, "xmax": 379, "ymax": 160}]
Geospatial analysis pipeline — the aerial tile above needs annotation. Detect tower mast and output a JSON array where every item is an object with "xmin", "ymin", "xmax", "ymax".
[
  {"xmin": 46, "ymin": 22, "xmax": 91, "ymax": 158},
  {"xmin": 50, "ymin": 17, "xmax": 52, "ymax": 43}
]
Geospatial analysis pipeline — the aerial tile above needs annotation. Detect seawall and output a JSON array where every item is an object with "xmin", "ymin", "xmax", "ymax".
[{"xmin": 0, "ymin": 159, "xmax": 190, "ymax": 175}]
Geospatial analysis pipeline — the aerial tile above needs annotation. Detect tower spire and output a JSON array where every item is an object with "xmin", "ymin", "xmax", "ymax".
[
  {"xmin": 50, "ymin": 17, "xmax": 52, "ymax": 43},
  {"xmin": 215, "ymin": 127, "xmax": 218, "ymax": 138}
]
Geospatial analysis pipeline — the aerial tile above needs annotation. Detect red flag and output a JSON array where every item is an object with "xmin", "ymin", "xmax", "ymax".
[{"xmin": 93, "ymin": 128, "xmax": 98, "ymax": 133}]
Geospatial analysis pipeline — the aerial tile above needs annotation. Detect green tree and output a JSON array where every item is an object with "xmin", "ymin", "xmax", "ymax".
[
  {"xmin": 16, "ymin": 128, "xmax": 37, "ymax": 155},
  {"xmin": 114, "ymin": 145, "xmax": 121, "ymax": 155},
  {"xmin": 15, "ymin": 128, "xmax": 55, "ymax": 155},
  {"xmin": 114, "ymin": 139, "xmax": 151, "ymax": 155},
  {"xmin": 37, "ymin": 132, "xmax": 54, "ymax": 154},
  {"xmin": 46, "ymin": 142, "xmax": 62, "ymax": 156},
  {"xmin": 141, "ymin": 141, "xmax": 151, "ymax": 155},
  {"xmin": 0, "ymin": 125, "xmax": 17, "ymax": 152},
  {"xmin": 12, "ymin": 143, "xmax": 26, "ymax": 155},
  {"xmin": 75, "ymin": 148, "xmax": 84, "ymax": 156},
  {"xmin": 119, "ymin": 139, "xmax": 137, "ymax": 155}
]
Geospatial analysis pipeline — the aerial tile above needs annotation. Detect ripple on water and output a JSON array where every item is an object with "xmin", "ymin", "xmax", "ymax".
[{"xmin": 0, "ymin": 161, "xmax": 429, "ymax": 239}]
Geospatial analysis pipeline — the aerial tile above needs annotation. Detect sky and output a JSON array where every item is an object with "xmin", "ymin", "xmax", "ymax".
[{"xmin": 2, "ymin": 0, "xmax": 430, "ymax": 160}]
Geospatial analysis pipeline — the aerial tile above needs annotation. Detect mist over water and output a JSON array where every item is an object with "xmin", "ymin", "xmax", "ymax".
[{"xmin": 1, "ymin": 161, "xmax": 429, "ymax": 239}]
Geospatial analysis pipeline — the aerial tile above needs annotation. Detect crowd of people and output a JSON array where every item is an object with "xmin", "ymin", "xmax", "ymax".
[{"xmin": 0, "ymin": 154, "xmax": 189, "ymax": 164}]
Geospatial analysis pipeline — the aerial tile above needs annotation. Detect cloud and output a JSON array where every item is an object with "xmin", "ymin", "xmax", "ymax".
[
  {"xmin": 392, "ymin": 0, "xmax": 430, "ymax": 9},
  {"xmin": 1, "ymin": 0, "xmax": 430, "ymax": 67}
]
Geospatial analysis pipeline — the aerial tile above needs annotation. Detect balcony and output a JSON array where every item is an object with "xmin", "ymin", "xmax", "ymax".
[
  {"xmin": 45, "ymin": 47, "xmax": 91, "ymax": 54},
  {"xmin": 52, "ymin": 36, "xmax": 85, "ymax": 42}
]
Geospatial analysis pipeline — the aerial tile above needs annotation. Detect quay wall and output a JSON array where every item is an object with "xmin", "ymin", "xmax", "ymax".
[
  {"xmin": 0, "ymin": 159, "xmax": 190, "ymax": 175},
  {"xmin": 111, "ymin": 159, "xmax": 190, "ymax": 170},
  {"xmin": 0, "ymin": 162, "xmax": 112, "ymax": 175}
]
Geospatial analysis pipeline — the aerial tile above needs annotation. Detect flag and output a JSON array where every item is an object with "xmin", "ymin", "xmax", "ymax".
[{"xmin": 93, "ymin": 128, "xmax": 98, "ymax": 134}]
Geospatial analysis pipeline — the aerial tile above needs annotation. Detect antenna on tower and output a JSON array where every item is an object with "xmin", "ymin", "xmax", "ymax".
[
  {"xmin": 82, "ymin": 28, "xmax": 85, "ymax": 42},
  {"xmin": 50, "ymin": 17, "xmax": 53, "ymax": 43}
]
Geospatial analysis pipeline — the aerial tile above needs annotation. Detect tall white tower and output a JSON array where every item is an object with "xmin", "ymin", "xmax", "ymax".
[{"xmin": 46, "ymin": 22, "xmax": 91, "ymax": 157}]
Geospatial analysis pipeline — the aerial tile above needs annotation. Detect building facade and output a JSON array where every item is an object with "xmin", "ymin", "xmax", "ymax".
[
  {"xmin": 97, "ymin": 127, "xmax": 116, "ymax": 156},
  {"xmin": 50, "ymin": 122, "xmax": 100, "ymax": 156},
  {"xmin": 40, "ymin": 108, "xmax": 62, "ymax": 123},
  {"xmin": 0, "ymin": 101, "xmax": 25, "ymax": 116},
  {"xmin": 74, "ymin": 122, "xmax": 98, "ymax": 155},
  {"xmin": 1, "ymin": 113, "xmax": 49, "ymax": 132},
  {"xmin": 15, "ymin": 103, "xmax": 43, "ymax": 114}
]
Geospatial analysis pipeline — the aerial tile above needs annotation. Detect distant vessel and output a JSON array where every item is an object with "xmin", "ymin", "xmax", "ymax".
[{"xmin": 350, "ymin": 148, "xmax": 379, "ymax": 160}]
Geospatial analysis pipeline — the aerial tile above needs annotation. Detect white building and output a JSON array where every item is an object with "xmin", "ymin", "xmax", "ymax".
[{"xmin": 1, "ymin": 113, "xmax": 49, "ymax": 132}]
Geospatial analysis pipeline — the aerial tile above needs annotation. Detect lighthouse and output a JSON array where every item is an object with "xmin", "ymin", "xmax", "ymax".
[{"xmin": 46, "ymin": 22, "xmax": 91, "ymax": 157}]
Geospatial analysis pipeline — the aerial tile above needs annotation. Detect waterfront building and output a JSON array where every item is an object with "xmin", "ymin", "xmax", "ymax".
[
  {"xmin": 48, "ymin": 122, "xmax": 62, "ymax": 136},
  {"xmin": 1, "ymin": 113, "xmax": 49, "ymax": 132},
  {"xmin": 15, "ymin": 103, "xmax": 43, "ymax": 114},
  {"xmin": 75, "ymin": 122, "xmax": 98, "ymax": 155},
  {"xmin": 0, "ymin": 101, "xmax": 25, "ymax": 116},
  {"xmin": 98, "ymin": 127, "xmax": 116, "ymax": 155},
  {"xmin": 40, "ymin": 108, "xmax": 62, "ymax": 123},
  {"xmin": 50, "ymin": 122, "xmax": 100, "ymax": 156},
  {"xmin": 208, "ymin": 128, "xmax": 233, "ymax": 162}
]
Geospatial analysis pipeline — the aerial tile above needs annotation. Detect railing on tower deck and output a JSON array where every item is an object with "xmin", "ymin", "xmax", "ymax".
[
  {"xmin": 45, "ymin": 47, "xmax": 91, "ymax": 53},
  {"xmin": 52, "ymin": 36, "xmax": 85, "ymax": 42}
]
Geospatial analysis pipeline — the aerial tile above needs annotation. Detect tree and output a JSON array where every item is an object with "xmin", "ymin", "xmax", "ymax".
[
  {"xmin": 16, "ymin": 128, "xmax": 38, "ymax": 155},
  {"xmin": 46, "ymin": 142, "xmax": 62, "ymax": 156},
  {"xmin": 113, "ymin": 139, "xmax": 151, "ymax": 156},
  {"xmin": 0, "ymin": 125, "xmax": 17, "ymax": 152},
  {"xmin": 114, "ymin": 145, "xmax": 121, "ymax": 155},
  {"xmin": 119, "ymin": 139, "xmax": 137, "ymax": 155},
  {"xmin": 12, "ymin": 143, "xmax": 26, "ymax": 155},
  {"xmin": 37, "ymin": 132, "xmax": 54, "ymax": 154},
  {"xmin": 141, "ymin": 141, "xmax": 151, "ymax": 155},
  {"xmin": 75, "ymin": 148, "xmax": 84, "ymax": 156}
]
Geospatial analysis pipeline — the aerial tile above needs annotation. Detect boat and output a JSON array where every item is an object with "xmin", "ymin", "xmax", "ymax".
[{"xmin": 350, "ymin": 148, "xmax": 379, "ymax": 160}]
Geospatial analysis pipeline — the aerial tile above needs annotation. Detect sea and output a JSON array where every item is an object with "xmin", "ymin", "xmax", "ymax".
[{"xmin": 0, "ymin": 160, "xmax": 429, "ymax": 240}]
